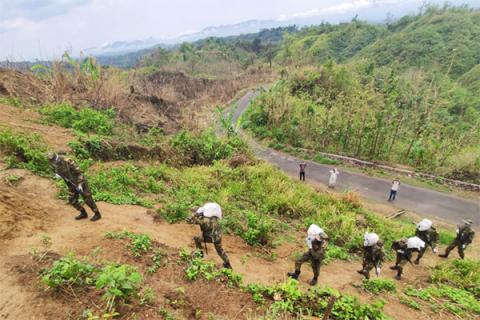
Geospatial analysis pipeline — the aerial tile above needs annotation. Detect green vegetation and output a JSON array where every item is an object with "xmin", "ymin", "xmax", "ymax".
[
  {"xmin": 362, "ymin": 279, "xmax": 397, "ymax": 294},
  {"xmin": 430, "ymin": 259, "xmax": 480, "ymax": 297},
  {"xmin": 0, "ymin": 129, "xmax": 50, "ymax": 175},
  {"xmin": 180, "ymin": 249, "xmax": 243, "ymax": 288},
  {"xmin": 242, "ymin": 6, "xmax": 480, "ymax": 183},
  {"xmin": 105, "ymin": 230, "xmax": 153, "ymax": 257},
  {"xmin": 40, "ymin": 103, "xmax": 115, "ymax": 135},
  {"xmin": 246, "ymin": 279, "xmax": 388, "ymax": 319},
  {"xmin": 41, "ymin": 254, "xmax": 143, "ymax": 313},
  {"xmin": 41, "ymin": 254, "xmax": 95, "ymax": 288}
]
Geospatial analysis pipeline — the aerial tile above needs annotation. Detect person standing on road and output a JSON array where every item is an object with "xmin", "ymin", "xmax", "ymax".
[
  {"xmin": 328, "ymin": 168, "xmax": 339, "ymax": 188},
  {"xmin": 439, "ymin": 220, "xmax": 475, "ymax": 259},
  {"xmin": 388, "ymin": 178, "xmax": 401, "ymax": 201},
  {"xmin": 299, "ymin": 161, "xmax": 307, "ymax": 181},
  {"xmin": 48, "ymin": 152, "xmax": 102, "ymax": 222}
]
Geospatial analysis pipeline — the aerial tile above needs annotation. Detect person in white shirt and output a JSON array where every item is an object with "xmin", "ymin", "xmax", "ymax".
[
  {"xmin": 328, "ymin": 168, "xmax": 339, "ymax": 188},
  {"xmin": 388, "ymin": 178, "xmax": 400, "ymax": 201}
]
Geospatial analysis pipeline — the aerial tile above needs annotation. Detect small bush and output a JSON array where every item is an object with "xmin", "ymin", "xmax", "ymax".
[
  {"xmin": 324, "ymin": 245, "xmax": 350, "ymax": 264},
  {"xmin": 0, "ymin": 129, "xmax": 50, "ymax": 175},
  {"xmin": 105, "ymin": 230, "xmax": 153, "ymax": 257},
  {"xmin": 363, "ymin": 279, "xmax": 397, "ymax": 294},
  {"xmin": 40, "ymin": 103, "xmax": 115, "ymax": 135},
  {"xmin": 41, "ymin": 254, "xmax": 95, "ymax": 289},
  {"xmin": 96, "ymin": 264, "xmax": 143, "ymax": 307}
]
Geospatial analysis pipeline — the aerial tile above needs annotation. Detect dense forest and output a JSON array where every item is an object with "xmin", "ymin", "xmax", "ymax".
[{"xmin": 239, "ymin": 6, "xmax": 480, "ymax": 182}]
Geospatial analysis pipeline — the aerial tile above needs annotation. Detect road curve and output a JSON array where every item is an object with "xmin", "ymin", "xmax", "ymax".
[{"xmin": 233, "ymin": 90, "xmax": 480, "ymax": 226}]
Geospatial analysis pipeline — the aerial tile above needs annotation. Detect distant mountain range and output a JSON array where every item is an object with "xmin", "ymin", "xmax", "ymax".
[{"xmin": 84, "ymin": 0, "xmax": 435, "ymax": 58}]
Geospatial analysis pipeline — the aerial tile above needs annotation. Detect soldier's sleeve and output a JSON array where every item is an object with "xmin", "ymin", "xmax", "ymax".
[
  {"xmin": 466, "ymin": 230, "xmax": 475, "ymax": 244},
  {"xmin": 67, "ymin": 159, "xmax": 85, "ymax": 183}
]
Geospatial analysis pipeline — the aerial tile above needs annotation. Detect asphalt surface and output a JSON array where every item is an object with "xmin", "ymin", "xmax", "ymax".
[{"xmin": 233, "ymin": 90, "xmax": 480, "ymax": 226}]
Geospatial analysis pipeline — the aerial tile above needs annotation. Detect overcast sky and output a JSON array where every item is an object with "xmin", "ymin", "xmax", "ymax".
[{"xmin": 1, "ymin": 0, "xmax": 479, "ymax": 60}]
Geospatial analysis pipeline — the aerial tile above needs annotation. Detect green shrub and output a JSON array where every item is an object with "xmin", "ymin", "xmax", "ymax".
[
  {"xmin": 0, "ymin": 129, "xmax": 50, "ymax": 175},
  {"xmin": 430, "ymin": 259, "xmax": 480, "ymax": 297},
  {"xmin": 399, "ymin": 296, "xmax": 421, "ymax": 310},
  {"xmin": 362, "ymin": 279, "xmax": 397, "ymax": 294},
  {"xmin": 41, "ymin": 254, "xmax": 95, "ymax": 288},
  {"xmin": 105, "ymin": 230, "xmax": 153, "ymax": 257},
  {"xmin": 438, "ymin": 230, "xmax": 456, "ymax": 245},
  {"xmin": 312, "ymin": 154, "xmax": 338, "ymax": 165},
  {"xmin": 323, "ymin": 245, "xmax": 350, "ymax": 264},
  {"xmin": 180, "ymin": 249, "xmax": 243, "ymax": 288},
  {"xmin": 96, "ymin": 264, "xmax": 143, "ymax": 307},
  {"xmin": 40, "ymin": 103, "xmax": 115, "ymax": 135}
]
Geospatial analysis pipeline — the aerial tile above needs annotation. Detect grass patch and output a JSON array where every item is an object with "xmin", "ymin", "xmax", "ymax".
[
  {"xmin": 430, "ymin": 259, "xmax": 480, "ymax": 297},
  {"xmin": 0, "ymin": 129, "xmax": 50, "ymax": 175},
  {"xmin": 363, "ymin": 279, "xmax": 397, "ymax": 294},
  {"xmin": 40, "ymin": 103, "xmax": 115, "ymax": 135}
]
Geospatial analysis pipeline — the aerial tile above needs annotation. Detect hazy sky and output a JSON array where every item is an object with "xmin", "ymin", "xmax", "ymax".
[{"xmin": 0, "ymin": 0, "xmax": 479, "ymax": 60}]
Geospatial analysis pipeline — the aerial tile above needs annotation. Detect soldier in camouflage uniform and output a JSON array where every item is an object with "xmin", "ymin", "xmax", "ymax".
[
  {"xmin": 357, "ymin": 240, "xmax": 384, "ymax": 279},
  {"xmin": 287, "ymin": 232, "xmax": 328, "ymax": 286},
  {"xmin": 390, "ymin": 238, "xmax": 420, "ymax": 280},
  {"xmin": 414, "ymin": 223, "xmax": 439, "ymax": 264},
  {"xmin": 440, "ymin": 220, "xmax": 475, "ymax": 259},
  {"xmin": 48, "ymin": 153, "xmax": 101, "ymax": 221},
  {"xmin": 187, "ymin": 209, "xmax": 232, "ymax": 269}
]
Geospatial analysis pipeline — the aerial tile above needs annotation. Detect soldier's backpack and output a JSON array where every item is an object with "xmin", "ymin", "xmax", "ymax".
[
  {"xmin": 306, "ymin": 224, "xmax": 326, "ymax": 249},
  {"xmin": 198, "ymin": 202, "xmax": 223, "ymax": 219}
]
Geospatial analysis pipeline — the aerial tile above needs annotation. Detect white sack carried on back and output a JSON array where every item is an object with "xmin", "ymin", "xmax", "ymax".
[
  {"xmin": 200, "ymin": 202, "xmax": 222, "ymax": 219},
  {"xmin": 306, "ymin": 224, "xmax": 324, "ymax": 249},
  {"xmin": 407, "ymin": 236, "xmax": 425, "ymax": 250},
  {"xmin": 417, "ymin": 219, "xmax": 433, "ymax": 231},
  {"xmin": 364, "ymin": 232, "xmax": 379, "ymax": 247}
]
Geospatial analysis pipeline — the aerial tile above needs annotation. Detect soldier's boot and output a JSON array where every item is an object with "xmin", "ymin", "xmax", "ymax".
[
  {"xmin": 308, "ymin": 277, "xmax": 318, "ymax": 286},
  {"xmin": 223, "ymin": 261, "xmax": 232, "ymax": 269},
  {"xmin": 395, "ymin": 267, "xmax": 403, "ymax": 280},
  {"xmin": 459, "ymin": 250, "xmax": 465, "ymax": 260},
  {"xmin": 90, "ymin": 209, "xmax": 101, "ymax": 222},
  {"xmin": 75, "ymin": 209, "xmax": 88, "ymax": 220},
  {"xmin": 287, "ymin": 270, "xmax": 300, "ymax": 280},
  {"xmin": 414, "ymin": 258, "xmax": 420, "ymax": 265},
  {"xmin": 438, "ymin": 253, "xmax": 448, "ymax": 258},
  {"xmin": 389, "ymin": 265, "xmax": 398, "ymax": 270}
]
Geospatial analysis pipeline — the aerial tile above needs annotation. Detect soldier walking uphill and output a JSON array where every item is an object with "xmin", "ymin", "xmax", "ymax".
[
  {"xmin": 187, "ymin": 203, "xmax": 232, "ymax": 269},
  {"xmin": 48, "ymin": 153, "xmax": 102, "ymax": 222},
  {"xmin": 414, "ymin": 219, "xmax": 439, "ymax": 264},
  {"xmin": 357, "ymin": 232, "xmax": 384, "ymax": 280},
  {"xmin": 288, "ymin": 224, "xmax": 328, "ymax": 286},
  {"xmin": 390, "ymin": 236, "xmax": 425, "ymax": 280},
  {"xmin": 440, "ymin": 220, "xmax": 475, "ymax": 259}
]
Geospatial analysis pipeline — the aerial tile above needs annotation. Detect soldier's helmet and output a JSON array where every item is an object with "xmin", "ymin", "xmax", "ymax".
[{"xmin": 464, "ymin": 219, "xmax": 473, "ymax": 226}]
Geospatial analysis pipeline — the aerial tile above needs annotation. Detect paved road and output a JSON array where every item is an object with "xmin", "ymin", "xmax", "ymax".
[{"xmin": 233, "ymin": 90, "xmax": 480, "ymax": 225}]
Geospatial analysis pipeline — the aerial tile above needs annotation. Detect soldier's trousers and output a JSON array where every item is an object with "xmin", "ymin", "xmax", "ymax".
[
  {"xmin": 361, "ymin": 261, "xmax": 376, "ymax": 279},
  {"xmin": 392, "ymin": 253, "xmax": 408, "ymax": 277},
  {"xmin": 67, "ymin": 182, "xmax": 99, "ymax": 214},
  {"xmin": 295, "ymin": 251, "xmax": 321, "ymax": 280},
  {"xmin": 444, "ymin": 239, "xmax": 466, "ymax": 259},
  {"xmin": 194, "ymin": 235, "xmax": 230, "ymax": 265}
]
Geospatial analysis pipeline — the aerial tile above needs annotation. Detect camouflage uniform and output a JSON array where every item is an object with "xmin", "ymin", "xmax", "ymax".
[
  {"xmin": 288, "ymin": 234, "xmax": 328, "ymax": 285},
  {"xmin": 188, "ymin": 215, "xmax": 231, "ymax": 268},
  {"xmin": 49, "ymin": 155, "xmax": 101, "ymax": 221},
  {"xmin": 358, "ymin": 242, "xmax": 384, "ymax": 279},
  {"xmin": 390, "ymin": 238, "xmax": 419, "ymax": 280},
  {"xmin": 414, "ymin": 227, "xmax": 439, "ymax": 264},
  {"xmin": 440, "ymin": 223, "xmax": 475, "ymax": 259}
]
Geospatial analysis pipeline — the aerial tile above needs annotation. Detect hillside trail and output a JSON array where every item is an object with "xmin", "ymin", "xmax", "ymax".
[{"xmin": 1, "ymin": 167, "xmax": 477, "ymax": 320}]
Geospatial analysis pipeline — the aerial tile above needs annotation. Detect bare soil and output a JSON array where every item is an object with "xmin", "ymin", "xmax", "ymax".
[{"xmin": 0, "ymin": 167, "xmax": 478, "ymax": 319}]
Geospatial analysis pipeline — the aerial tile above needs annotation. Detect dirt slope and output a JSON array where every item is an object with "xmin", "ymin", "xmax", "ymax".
[{"xmin": 0, "ymin": 167, "xmax": 477, "ymax": 319}]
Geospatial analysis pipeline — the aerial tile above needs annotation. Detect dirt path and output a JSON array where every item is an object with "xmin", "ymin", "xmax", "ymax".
[
  {"xmin": 1, "ymin": 169, "xmax": 476, "ymax": 319},
  {"xmin": 232, "ymin": 90, "xmax": 480, "ymax": 226}
]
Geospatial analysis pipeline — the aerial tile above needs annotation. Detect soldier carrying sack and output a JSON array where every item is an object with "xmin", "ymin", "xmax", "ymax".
[
  {"xmin": 390, "ymin": 236, "xmax": 424, "ymax": 280},
  {"xmin": 414, "ymin": 218, "xmax": 439, "ymax": 264},
  {"xmin": 187, "ymin": 203, "xmax": 232, "ymax": 269},
  {"xmin": 47, "ymin": 152, "xmax": 101, "ymax": 222},
  {"xmin": 287, "ymin": 224, "xmax": 328, "ymax": 286},
  {"xmin": 357, "ymin": 232, "xmax": 384, "ymax": 279}
]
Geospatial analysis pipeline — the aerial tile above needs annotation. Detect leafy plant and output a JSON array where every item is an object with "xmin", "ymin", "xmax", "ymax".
[
  {"xmin": 41, "ymin": 254, "xmax": 95, "ymax": 289},
  {"xmin": 105, "ymin": 230, "xmax": 153, "ymax": 257},
  {"xmin": 95, "ymin": 264, "xmax": 143, "ymax": 311},
  {"xmin": 430, "ymin": 259, "xmax": 480, "ymax": 297},
  {"xmin": 362, "ymin": 279, "xmax": 397, "ymax": 294},
  {"xmin": 0, "ymin": 129, "xmax": 50, "ymax": 175}
]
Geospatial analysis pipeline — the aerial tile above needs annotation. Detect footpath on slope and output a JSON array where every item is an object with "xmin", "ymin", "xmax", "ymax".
[{"xmin": 232, "ymin": 90, "xmax": 480, "ymax": 226}]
